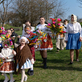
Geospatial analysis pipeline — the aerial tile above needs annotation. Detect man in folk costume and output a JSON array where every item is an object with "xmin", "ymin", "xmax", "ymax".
[{"xmin": 36, "ymin": 17, "xmax": 53, "ymax": 69}]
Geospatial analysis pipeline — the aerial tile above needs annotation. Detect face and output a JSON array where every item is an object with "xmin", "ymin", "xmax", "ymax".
[
  {"xmin": 7, "ymin": 30, "xmax": 12, "ymax": 35},
  {"xmin": 25, "ymin": 22, "xmax": 31, "ymax": 26},
  {"xmin": 40, "ymin": 17, "xmax": 45, "ymax": 24},
  {"xmin": 20, "ymin": 39, "xmax": 26, "ymax": 45},
  {"xmin": 11, "ymin": 29, "xmax": 14, "ymax": 33},
  {"xmin": 64, "ymin": 21, "xmax": 68, "ymax": 25},
  {"xmin": 71, "ymin": 16, "xmax": 74, "ymax": 22}
]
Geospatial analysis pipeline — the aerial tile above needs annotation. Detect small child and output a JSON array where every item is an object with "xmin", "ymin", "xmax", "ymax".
[
  {"xmin": 15, "ymin": 37, "xmax": 34, "ymax": 82},
  {"xmin": 0, "ymin": 30, "xmax": 16, "ymax": 82},
  {"xmin": 23, "ymin": 25, "xmax": 35, "ymax": 75}
]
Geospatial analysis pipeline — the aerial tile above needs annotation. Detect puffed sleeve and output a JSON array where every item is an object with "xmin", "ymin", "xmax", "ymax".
[{"xmin": 65, "ymin": 24, "xmax": 69, "ymax": 41}]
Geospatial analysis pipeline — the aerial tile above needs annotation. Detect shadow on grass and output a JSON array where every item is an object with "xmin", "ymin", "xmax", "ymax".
[
  {"xmin": 0, "ymin": 79, "xmax": 4, "ymax": 82},
  {"xmin": 35, "ymin": 58, "xmax": 69, "ymax": 64},
  {"xmin": 47, "ymin": 65, "xmax": 82, "ymax": 71}
]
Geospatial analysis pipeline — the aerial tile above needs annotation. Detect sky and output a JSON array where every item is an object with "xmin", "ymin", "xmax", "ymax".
[{"xmin": 63, "ymin": 0, "xmax": 82, "ymax": 19}]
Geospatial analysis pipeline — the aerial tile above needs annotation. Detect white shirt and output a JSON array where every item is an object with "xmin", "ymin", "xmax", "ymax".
[
  {"xmin": 36, "ymin": 24, "xmax": 47, "ymax": 32},
  {"xmin": 65, "ymin": 22, "xmax": 82, "ymax": 41}
]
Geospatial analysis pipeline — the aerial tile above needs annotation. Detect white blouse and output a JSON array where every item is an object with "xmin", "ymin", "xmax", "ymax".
[
  {"xmin": 36, "ymin": 24, "xmax": 47, "ymax": 32},
  {"xmin": 65, "ymin": 22, "xmax": 82, "ymax": 41},
  {"xmin": 0, "ymin": 48, "xmax": 14, "ymax": 62}
]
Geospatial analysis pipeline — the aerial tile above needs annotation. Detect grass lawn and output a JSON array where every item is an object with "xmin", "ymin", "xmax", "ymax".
[{"xmin": 0, "ymin": 25, "xmax": 82, "ymax": 82}]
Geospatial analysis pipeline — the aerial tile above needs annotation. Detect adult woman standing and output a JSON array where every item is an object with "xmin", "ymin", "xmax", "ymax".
[
  {"xmin": 65, "ymin": 14, "xmax": 82, "ymax": 64},
  {"xmin": 36, "ymin": 17, "xmax": 53, "ymax": 69}
]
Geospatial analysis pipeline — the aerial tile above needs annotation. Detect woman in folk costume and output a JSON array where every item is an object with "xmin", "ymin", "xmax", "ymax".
[
  {"xmin": 65, "ymin": 14, "xmax": 82, "ymax": 64},
  {"xmin": 0, "ymin": 30, "xmax": 16, "ymax": 82},
  {"xmin": 15, "ymin": 37, "xmax": 34, "ymax": 82},
  {"xmin": 36, "ymin": 17, "xmax": 53, "ymax": 69}
]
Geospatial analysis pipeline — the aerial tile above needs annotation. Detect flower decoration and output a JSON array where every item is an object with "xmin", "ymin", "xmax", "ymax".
[
  {"xmin": 1, "ymin": 34, "xmax": 14, "ymax": 49},
  {"xmin": 25, "ymin": 29, "xmax": 47, "ymax": 46},
  {"xmin": 46, "ymin": 18, "xmax": 66, "ymax": 36},
  {"xmin": 0, "ymin": 27, "xmax": 6, "ymax": 35}
]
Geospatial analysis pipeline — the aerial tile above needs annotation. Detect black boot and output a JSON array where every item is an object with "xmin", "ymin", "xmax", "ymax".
[
  {"xmin": 29, "ymin": 70, "xmax": 34, "ymax": 76},
  {"xmin": 27, "ymin": 68, "xmax": 31, "ymax": 75},
  {"xmin": 43, "ymin": 58, "xmax": 47, "ymax": 69}
]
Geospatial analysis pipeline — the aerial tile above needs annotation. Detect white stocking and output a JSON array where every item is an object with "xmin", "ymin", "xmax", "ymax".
[
  {"xmin": 10, "ymin": 73, "xmax": 14, "ymax": 82},
  {"xmin": 4, "ymin": 73, "xmax": 9, "ymax": 82},
  {"xmin": 30, "ymin": 65, "xmax": 33, "ymax": 70}
]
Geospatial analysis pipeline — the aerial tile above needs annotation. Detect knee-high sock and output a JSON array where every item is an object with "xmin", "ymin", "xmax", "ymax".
[
  {"xmin": 4, "ymin": 73, "xmax": 8, "ymax": 81},
  {"xmin": 4, "ymin": 73, "xmax": 8, "ymax": 80},
  {"xmin": 10, "ymin": 73, "xmax": 13, "ymax": 80},
  {"xmin": 30, "ymin": 64, "xmax": 33, "ymax": 70}
]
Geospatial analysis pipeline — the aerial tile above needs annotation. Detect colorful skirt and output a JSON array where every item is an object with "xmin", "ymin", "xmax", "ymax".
[
  {"xmin": 0, "ymin": 61, "xmax": 15, "ymax": 73},
  {"xmin": 37, "ymin": 34, "xmax": 53, "ymax": 50},
  {"xmin": 66, "ymin": 33, "xmax": 81, "ymax": 49},
  {"xmin": 17, "ymin": 59, "xmax": 33, "ymax": 69}
]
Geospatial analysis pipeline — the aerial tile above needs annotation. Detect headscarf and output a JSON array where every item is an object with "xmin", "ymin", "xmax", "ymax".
[{"xmin": 71, "ymin": 14, "xmax": 77, "ymax": 23}]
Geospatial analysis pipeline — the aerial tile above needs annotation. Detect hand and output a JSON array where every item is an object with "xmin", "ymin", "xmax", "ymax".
[
  {"xmin": 31, "ymin": 59, "xmax": 34, "ymax": 64},
  {"xmin": 17, "ymin": 35, "xmax": 20, "ymax": 38},
  {"xmin": 12, "ymin": 50, "xmax": 16, "ymax": 56},
  {"xmin": 79, "ymin": 37, "xmax": 82, "ymax": 41}
]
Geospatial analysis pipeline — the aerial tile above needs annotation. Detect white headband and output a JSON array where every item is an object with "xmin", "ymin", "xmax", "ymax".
[{"xmin": 19, "ymin": 36, "xmax": 29, "ymax": 43}]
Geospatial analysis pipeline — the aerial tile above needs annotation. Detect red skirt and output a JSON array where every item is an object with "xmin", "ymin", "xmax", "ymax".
[
  {"xmin": 37, "ymin": 34, "xmax": 53, "ymax": 50},
  {"xmin": 0, "ymin": 61, "xmax": 15, "ymax": 73},
  {"xmin": 30, "ymin": 46, "xmax": 35, "ymax": 61}
]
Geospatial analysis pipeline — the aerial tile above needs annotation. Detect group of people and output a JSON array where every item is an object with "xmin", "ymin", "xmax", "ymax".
[{"xmin": 0, "ymin": 14, "xmax": 82, "ymax": 82}]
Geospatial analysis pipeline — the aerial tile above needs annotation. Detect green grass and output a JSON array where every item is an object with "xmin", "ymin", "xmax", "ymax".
[{"xmin": 0, "ymin": 25, "xmax": 82, "ymax": 82}]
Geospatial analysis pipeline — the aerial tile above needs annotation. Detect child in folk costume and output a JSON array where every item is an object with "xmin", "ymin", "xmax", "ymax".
[
  {"xmin": 15, "ymin": 37, "xmax": 34, "ymax": 82},
  {"xmin": 65, "ymin": 14, "xmax": 82, "ymax": 64},
  {"xmin": 23, "ymin": 25, "xmax": 35, "ymax": 75},
  {"xmin": 36, "ymin": 17, "xmax": 53, "ymax": 69},
  {"xmin": 0, "ymin": 30, "xmax": 16, "ymax": 82}
]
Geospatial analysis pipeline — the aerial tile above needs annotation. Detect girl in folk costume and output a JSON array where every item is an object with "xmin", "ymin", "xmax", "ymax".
[
  {"xmin": 15, "ymin": 37, "xmax": 34, "ymax": 82},
  {"xmin": 23, "ymin": 25, "xmax": 35, "ymax": 75},
  {"xmin": 36, "ymin": 17, "xmax": 53, "ymax": 69},
  {"xmin": 0, "ymin": 30, "xmax": 16, "ymax": 82},
  {"xmin": 65, "ymin": 14, "xmax": 82, "ymax": 64}
]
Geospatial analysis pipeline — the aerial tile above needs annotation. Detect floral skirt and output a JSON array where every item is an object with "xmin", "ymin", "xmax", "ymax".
[
  {"xmin": 36, "ymin": 34, "xmax": 53, "ymax": 50},
  {"xmin": 0, "ymin": 61, "xmax": 15, "ymax": 73}
]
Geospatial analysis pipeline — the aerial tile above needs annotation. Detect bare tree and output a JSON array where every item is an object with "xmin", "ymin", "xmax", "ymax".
[
  {"xmin": 0, "ymin": 0, "xmax": 13, "ymax": 26},
  {"xmin": 0, "ymin": 0, "xmax": 5, "ymax": 4},
  {"xmin": 53, "ymin": 0, "xmax": 67, "ymax": 18}
]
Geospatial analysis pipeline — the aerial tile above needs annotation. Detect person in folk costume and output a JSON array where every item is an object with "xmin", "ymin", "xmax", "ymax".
[
  {"xmin": 36, "ymin": 17, "xmax": 53, "ymax": 69},
  {"xmin": 56, "ymin": 19, "xmax": 66, "ymax": 52},
  {"xmin": 22, "ymin": 21, "xmax": 35, "ymax": 75},
  {"xmin": 15, "ymin": 37, "xmax": 34, "ymax": 82},
  {"xmin": 0, "ymin": 29, "xmax": 16, "ymax": 82},
  {"xmin": 22, "ymin": 25, "xmax": 35, "ymax": 75},
  {"xmin": 65, "ymin": 14, "xmax": 82, "ymax": 64},
  {"xmin": 22, "ymin": 20, "xmax": 35, "ymax": 36}
]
